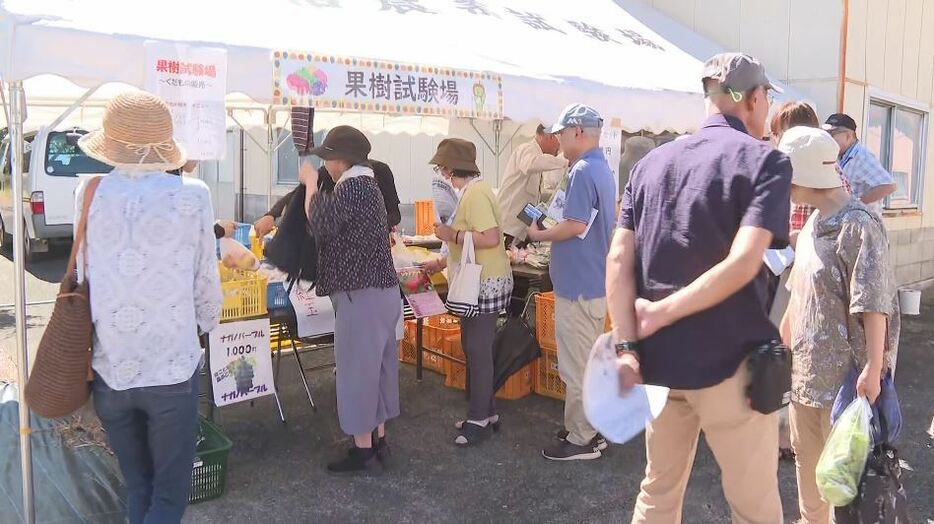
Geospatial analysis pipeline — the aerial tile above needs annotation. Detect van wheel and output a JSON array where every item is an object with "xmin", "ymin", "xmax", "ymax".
[
  {"xmin": 0, "ymin": 218, "xmax": 11, "ymax": 254},
  {"xmin": 22, "ymin": 227, "xmax": 37, "ymax": 263}
]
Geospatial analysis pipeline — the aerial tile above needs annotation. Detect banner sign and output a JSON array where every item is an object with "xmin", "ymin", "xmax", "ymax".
[
  {"xmin": 272, "ymin": 51, "xmax": 503, "ymax": 119},
  {"xmin": 145, "ymin": 42, "xmax": 228, "ymax": 160}
]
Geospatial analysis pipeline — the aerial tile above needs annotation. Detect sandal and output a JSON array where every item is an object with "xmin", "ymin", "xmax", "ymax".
[
  {"xmin": 454, "ymin": 415, "xmax": 500, "ymax": 432},
  {"xmin": 454, "ymin": 421, "xmax": 492, "ymax": 447}
]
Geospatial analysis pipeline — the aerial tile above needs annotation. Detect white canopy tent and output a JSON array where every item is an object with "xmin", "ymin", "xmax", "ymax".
[
  {"xmin": 1, "ymin": 1, "xmax": 809, "ymax": 521},
  {"xmin": 1, "ymin": 0, "xmax": 716, "ymax": 133}
]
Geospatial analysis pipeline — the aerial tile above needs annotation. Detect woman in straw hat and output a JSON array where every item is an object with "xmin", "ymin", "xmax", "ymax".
[
  {"xmin": 303, "ymin": 125, "xmax": 402, "ymax": 475},
  {"xmin": 778, "ymin": 126, "xmax": 899, "ymax": 523},
  {"xmin": 77, "ymin": 91, "xmax": 222, "ymax": 523},
  {"xmin": 422, "ymin": 138, "xmax": 513, "ymax": 446}
]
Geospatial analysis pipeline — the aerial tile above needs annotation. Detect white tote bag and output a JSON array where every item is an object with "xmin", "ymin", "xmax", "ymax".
[{"xmin": 445, "ymin": 231, "xmax": 482, "ymax": 317}]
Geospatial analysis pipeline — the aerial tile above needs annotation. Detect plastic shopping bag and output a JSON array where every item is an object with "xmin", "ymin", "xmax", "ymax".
[
  {"xmin": 219, "ymin": 237, "xmax": 259, "ymax": 271},
  {"xmin": 815, "ymin": 396, "xmax": 873, "ymax": 506}
]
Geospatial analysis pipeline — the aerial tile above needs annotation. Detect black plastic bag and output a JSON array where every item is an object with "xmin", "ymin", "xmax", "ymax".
[
  {"xmin": 834, "ymin": 411, "xmax": 911, "ymax": 524},
  {"xmin": 264, "ymin": 184, "xmax": 318, "ymax": 285}
]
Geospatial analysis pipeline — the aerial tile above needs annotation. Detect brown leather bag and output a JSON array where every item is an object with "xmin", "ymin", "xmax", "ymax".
[{"xmin": 25, "ymin": 176, "xmax": 102, "ymax": 418}]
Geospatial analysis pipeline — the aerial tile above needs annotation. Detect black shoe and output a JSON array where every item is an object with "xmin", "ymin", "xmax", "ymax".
[
  {"xmin": 327, "ymin": 447, "xmax": 383, "ymax": 476},
  {"xmin": 454, "ymin": 421, "xmax": 492, "ymax": 447},
  {"xmin": 455, "ymin": 415, "xmax": 501, "ymax": 432},
  {"xmin": 555, "ymin": 430, "xmax": 608, "ymax": 452},
  {"xmin": 376, "ymin": 436, "xmax": 391, "ymax": 463},
  {"xmin": 542, "ymin": 440, "xmax": 602, "ymax": 461}
]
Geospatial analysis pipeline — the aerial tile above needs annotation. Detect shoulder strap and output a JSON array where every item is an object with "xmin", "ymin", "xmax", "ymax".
[{"xmin": 66, "ymin": 176, "xmax": 103, "ymax": 277}]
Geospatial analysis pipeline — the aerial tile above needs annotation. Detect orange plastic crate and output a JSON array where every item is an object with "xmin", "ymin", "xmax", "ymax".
[
  {"xmin": 399, "ymin": 339, "xmax": 444, "ymax": 374},
  {"xmin": 415, "ymin": 200, "xmax": 435, "ymax": 235},
  {"xmin": 441, "ymin": 334, "xmax": 466, "ymax": 389},
  {"xmin": 441, "ymin": 335, "xmax": 533, "ymax": 400},
  {"xmin": 398, "ymin": 314, "xmax": 460, "ymax": 374},
  {"xmin": 535, "ymin": 292, "xmax": 612, "ymax": 352},
  {"xmin": 535, "ymin": 292, "xmax": 557, "ymax": 350},
  {"xmin": 533, "ymin": 346, "xmax": 565, "ymax": 400},
  {"xmin": 404, "ymin": 315, "xmax": 461, "ymax": 351}
]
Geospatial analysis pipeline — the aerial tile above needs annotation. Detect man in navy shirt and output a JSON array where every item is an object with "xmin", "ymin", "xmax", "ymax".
[
  {"xmin": 528, "ymin": 104, "xmax": 617, "ymax": 461},
  {"xmin": 609, "ymin": 53, "xmax": 791, "ymax": 522}
]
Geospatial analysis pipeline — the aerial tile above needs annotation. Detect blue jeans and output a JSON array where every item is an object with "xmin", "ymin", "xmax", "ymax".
[{"xmin": 93, "ymin": 372, "xmax": 199, "ymax": 524}]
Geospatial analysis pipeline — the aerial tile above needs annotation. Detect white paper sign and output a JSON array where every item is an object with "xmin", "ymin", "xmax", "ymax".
[
  {"xmin": 583, "ymin": 333, "xmax": 670, "ymax": 444},
  {"xmin": 209, "ymin": 319, "xmax": 275, "ymax": 407},
  {"xmin": 145, "ymin": 42, "xmax": 228, "ymax": 160},
  {"xmin": 289, "ymin": 285, "xmax": 336, "ymax": 338},
  {"xmin": 601, "ymin": 125, "xmax": 623, "ymax": 194}
]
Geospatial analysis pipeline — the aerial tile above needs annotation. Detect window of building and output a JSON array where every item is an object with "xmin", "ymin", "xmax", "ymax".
[
  {"xmin": 274, "ymin": 127, "xmax": 327, "ymax": 185},
  {"xmin": 865, "ymin": 97, "xmax": 927, "ymax": 209}
]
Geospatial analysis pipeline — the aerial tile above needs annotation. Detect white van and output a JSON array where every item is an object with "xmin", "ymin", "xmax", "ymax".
[{"xmin": 0, "ymin": 127, "xmax": 112, "ymax": 259}]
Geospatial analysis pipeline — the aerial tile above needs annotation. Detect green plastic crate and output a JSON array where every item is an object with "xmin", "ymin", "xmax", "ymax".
[{"xmin": 189, "ymin": 417, "xmax": 232, "ymax": 504}]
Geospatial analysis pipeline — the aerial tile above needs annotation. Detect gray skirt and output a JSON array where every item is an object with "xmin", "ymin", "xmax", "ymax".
[{"xmin": 331, "ymin": 286, "xmax": 402, "ymax": 436}]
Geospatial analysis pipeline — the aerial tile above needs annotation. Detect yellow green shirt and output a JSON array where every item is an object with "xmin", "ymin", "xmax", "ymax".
[{"xmin": 447, "ymin": 180, "xmax": 511, "ymax": 280}]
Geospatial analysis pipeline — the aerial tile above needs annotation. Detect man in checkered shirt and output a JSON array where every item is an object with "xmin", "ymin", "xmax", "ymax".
[{"xmin": 823, "ymin": 113, "xmax": 896, "ymax": 216}]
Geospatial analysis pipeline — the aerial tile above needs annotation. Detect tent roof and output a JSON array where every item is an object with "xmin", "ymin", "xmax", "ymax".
[{"xmin": 0, "ymin": 0, "xmax": 807, "ymax": 134}]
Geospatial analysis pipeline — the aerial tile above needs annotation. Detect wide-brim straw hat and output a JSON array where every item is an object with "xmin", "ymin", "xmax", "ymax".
[
  {"xmin": 429, "ymin": 138, "xmax": 480, "ymax": 173},
  {"xmin": 78, "ymin": 91, "xmax": 186, "ymax": 171}
]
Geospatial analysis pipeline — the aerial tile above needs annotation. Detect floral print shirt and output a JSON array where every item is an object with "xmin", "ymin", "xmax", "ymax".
[{"xmin": 788, "ymin": 199, "xmax": 899, "ymax": 408}]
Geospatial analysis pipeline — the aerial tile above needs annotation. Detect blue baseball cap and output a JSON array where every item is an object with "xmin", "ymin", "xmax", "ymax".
[{"xmin": 547, "ymin": 103, "xmax": 604, "ymax": 134}]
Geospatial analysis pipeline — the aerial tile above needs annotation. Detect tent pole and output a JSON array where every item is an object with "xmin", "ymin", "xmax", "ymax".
[
  {"xmin": 47, "ymin": 85, "xmax": 101, "ymax": 132},
  {"xmin": 493, "ymin": 119, "xmax": 502, "ymax": 187},
  {"xmin": 266, "ymin": 106, "xmax": 275, "ymax": 212},
  {"xmin": 10, "ymin": 80, "xmax": 36, "ymax": 524}
]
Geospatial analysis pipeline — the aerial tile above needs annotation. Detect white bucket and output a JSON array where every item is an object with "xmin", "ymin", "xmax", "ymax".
[{"xmin": 898, "ymin": 288, "xmax": 922, "ymax": 316}]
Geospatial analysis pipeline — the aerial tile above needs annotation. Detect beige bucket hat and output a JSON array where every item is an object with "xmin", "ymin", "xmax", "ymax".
[
  {"xmin": 778, "ymin": 126, "xmax": 843, "ymax": 189},
  {"xmin": 78, "ymin": 91, "xmax": 186, "ymax": 171}
]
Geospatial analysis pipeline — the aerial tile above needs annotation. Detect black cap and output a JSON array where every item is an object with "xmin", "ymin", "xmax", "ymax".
[{"xmin": 822, "ymin": 113, "xmax": 857, "ymax": 133}]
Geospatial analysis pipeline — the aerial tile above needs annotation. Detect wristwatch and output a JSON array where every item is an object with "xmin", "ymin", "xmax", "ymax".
[{"xmin": 614, "ymin": 341, "xmax": 641, "ymax": 358}]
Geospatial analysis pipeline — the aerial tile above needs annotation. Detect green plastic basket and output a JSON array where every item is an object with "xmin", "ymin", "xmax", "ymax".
[{"xmin": 189, "ymin": 417, "xmax": 232, "ymax": 504}]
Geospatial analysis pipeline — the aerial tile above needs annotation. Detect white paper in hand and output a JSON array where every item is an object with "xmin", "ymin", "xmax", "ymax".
[
  {"xmin": 583, "ymin": 333, "xmax": 669, "ymax": 444},
  {"xmin": 763, "ymin": 246, "xmax": 795, "ymax": 276}
]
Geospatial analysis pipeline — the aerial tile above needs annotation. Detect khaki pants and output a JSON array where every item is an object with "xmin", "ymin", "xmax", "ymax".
[
  {"xmin": 789, "ymin": 402, "xmax": 834, "ymax": 524},
  {"xmin": 555, "ymin": 294, "xmax": 606, "ymax": 446},
  {"xmin": 632, "ymin": 363, "xmax": 783, "ymax": 524}
]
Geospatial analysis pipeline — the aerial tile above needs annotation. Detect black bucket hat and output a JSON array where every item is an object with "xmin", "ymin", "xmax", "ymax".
[{"xmin": 309, "ymin": 125, "xmax": 371, "ymax": 164}]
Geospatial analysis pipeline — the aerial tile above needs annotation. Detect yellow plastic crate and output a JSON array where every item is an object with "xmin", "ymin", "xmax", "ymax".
[
  {"xmin": 218, "ymin": 264, "xmax": 268, "ymax": 322},
  {"xmin": 249, "ymin": 235, "xmax": 264, "ymax": 260}
]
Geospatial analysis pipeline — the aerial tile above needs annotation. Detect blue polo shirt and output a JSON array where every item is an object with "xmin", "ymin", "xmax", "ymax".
[
  {"xmin": 550, "ymin": 147, "xmax": 617, "ymax": 301},
  {"xmin": 618, "ymin": 114, "xmax": 792, "ymax": 390}
]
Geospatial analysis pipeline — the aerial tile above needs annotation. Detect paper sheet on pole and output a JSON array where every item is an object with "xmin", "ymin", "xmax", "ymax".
[
  {"xmin": 583, "ymin": 333, "xmax": 670, "ymax": 444},
  {"xmin": 144, "ymin": 42, "xmax": 228, "ymax": 160},
  {"xmin": 601, "ymin": 124, "xmax": 623, "ymax": 195},
  {"xmin": 289, "ymin": 285, "xmax": 335, "ymax": 338},
  {"xmin": 209, "ymin": 318, "xmax": 275, "ymax": 407}
]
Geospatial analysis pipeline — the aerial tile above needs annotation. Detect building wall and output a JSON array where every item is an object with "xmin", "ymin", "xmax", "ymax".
[
  {"xmin": 844, "ymin": 0, "xmax": 934, "ymax": 285},
  {"xmin": 635, "ymin": 0, "xmax": 934, "ymax": 286},
  {"xmin": 197, "ymin": 117, "xmax": 536, "ymax": 225},
  {"xmin": 631, "ymin": 0, "xmax": 844, "ymax": 115}
]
